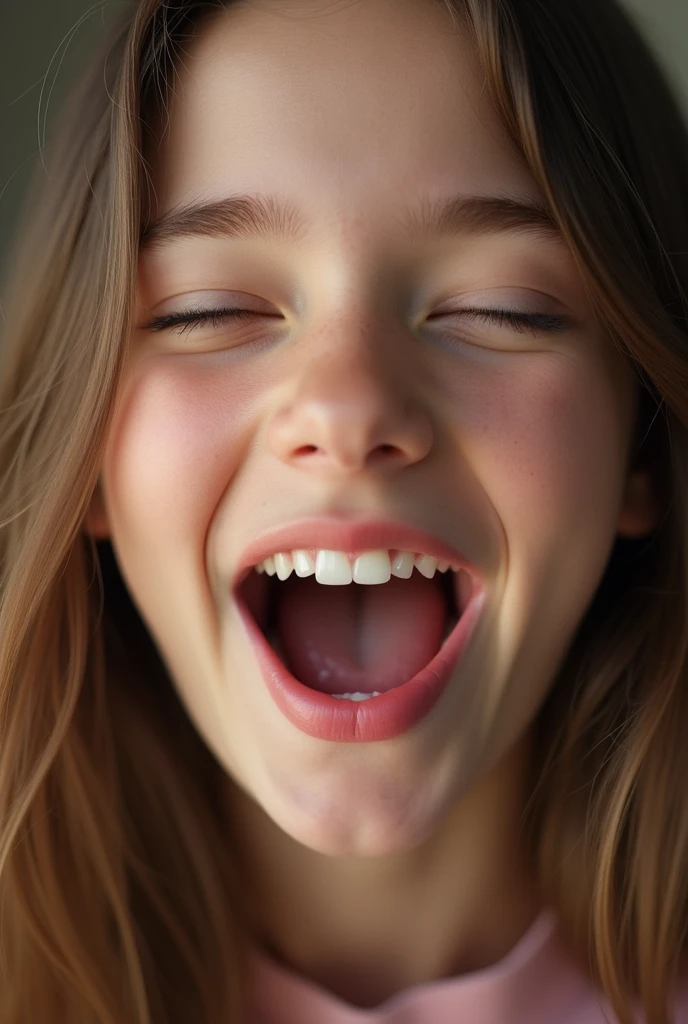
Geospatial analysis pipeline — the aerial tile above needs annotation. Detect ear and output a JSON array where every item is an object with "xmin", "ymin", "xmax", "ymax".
[
  {"xmin": 616, "ymin": 467, "xmax": 662, "ymax": 539},
  {"xmin": 83, "ymin": 479, "xmax": 110, "ymax": 540}
]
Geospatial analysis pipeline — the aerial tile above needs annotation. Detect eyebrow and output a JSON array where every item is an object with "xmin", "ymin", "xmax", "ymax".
[{"xmin": 139, "ymin": 191, "xmax": 561, "ymax": 253}]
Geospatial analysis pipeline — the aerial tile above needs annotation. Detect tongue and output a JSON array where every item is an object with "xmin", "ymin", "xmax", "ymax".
[{"xmin": 276, "ymin": 573, "xmax": 447, "ymax": 694}]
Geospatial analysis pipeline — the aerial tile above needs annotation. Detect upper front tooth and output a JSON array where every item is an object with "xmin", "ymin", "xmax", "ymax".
[
  {"xmin": 353, "ymin": 550, "xmax": 392, "ymax": 584},
  {"xmin": 317, "ymin": 550, "xmax": 354, "ymax": 585}
]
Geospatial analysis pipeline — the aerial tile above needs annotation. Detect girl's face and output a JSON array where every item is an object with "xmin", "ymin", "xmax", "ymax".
[{"xmin": 87, "ymin": 0, "xmax": 657, "ymax": 855}]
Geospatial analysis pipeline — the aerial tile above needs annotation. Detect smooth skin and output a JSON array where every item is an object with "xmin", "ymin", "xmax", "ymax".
[{"xmin": 85, "ymin": 0, "xmax": 660, "ymax": 1008}]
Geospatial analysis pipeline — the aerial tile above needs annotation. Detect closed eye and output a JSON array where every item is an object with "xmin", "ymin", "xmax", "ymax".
[
  {"xmin": 434, "ymin": 308, "xmax": 570, "ymax": 334},
  {"xmin": 144, "ymin": 307, "xmax": 267, "ymax": 336},
  {"xmin": 143, "ymin": 305, "xmax": 571, "ymax": 337}
]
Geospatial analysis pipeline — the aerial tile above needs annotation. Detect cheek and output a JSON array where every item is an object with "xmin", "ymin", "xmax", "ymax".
[
  {"xmin": 438, "ymin": 350, "xmax": 633, "ymax": 754},
  {"xmin": 100, "ymin": 358, "xmax": 261, "ymax": 693},
  {"xmin": 455, "ymin": 349, "xmax": 631, "ymax": 637},
  {"xmin": 103, "ymin": 359, "xmax": 252, "ymax": 551},
  {"xmin": 476, "ymin": 354, "xmax": 627, "ymax": 539}
]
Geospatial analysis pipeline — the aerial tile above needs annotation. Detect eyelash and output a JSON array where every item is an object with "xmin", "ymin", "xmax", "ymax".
[{"xmin": 144, "ymin": 305, "xmax": 570, "ymax": 337}]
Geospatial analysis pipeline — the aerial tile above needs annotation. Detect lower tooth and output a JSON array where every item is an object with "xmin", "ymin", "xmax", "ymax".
[{"xmin": 331, "ymin": 692, "xmax": 382, "ymax": 701}]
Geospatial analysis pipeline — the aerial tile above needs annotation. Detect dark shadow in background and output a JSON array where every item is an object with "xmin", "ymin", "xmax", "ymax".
[{"xmin": 0, "ymin": 1, "xmax": 124, "ymax": 285}]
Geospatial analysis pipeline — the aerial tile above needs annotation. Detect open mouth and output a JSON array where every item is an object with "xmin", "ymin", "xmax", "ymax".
[{"xmin": 235, "ymin": 565, "xmax": 466, "ymax": 699}]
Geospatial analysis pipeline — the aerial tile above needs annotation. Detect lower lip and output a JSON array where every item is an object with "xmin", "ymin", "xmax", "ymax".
[{"xmin": 234, "ymin": 581, "xmax": 486, "ymax": 743}]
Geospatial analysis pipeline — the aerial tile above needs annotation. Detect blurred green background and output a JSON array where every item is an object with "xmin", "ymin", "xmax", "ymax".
[{"xmin": 1, "ymin": 0, "xmax": 687, "ymax": 281}]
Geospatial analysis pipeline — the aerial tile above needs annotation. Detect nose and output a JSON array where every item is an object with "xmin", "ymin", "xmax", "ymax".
[{"xmin": 265, "ymin": 321, "xmax": 434, "ymax": 478}]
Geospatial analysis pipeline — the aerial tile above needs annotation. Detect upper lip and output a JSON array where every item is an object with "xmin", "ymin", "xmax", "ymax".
[{"xmin": 231, "ymin": 516, "xmax": 480, "ymax": 591}]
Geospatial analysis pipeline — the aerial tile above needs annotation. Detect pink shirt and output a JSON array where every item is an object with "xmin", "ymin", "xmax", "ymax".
[{"xmin": 246, "ymin": 908, "xmax": 688, "ymax": 1023}]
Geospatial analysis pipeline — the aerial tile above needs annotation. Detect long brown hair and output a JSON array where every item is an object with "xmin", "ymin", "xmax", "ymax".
[{"xmin": 1, "ymin": 0, "xmax": 687, "ymax": 1020}]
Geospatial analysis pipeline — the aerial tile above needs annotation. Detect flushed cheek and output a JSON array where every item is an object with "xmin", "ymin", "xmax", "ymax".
[
  {"xmin": 456, "ymin": 351, "xmax": 631, "ymax": 621},
  {"xmin": 100, "ymin": 359, "xmax": 257, "ymax": 685},
  {"xmin": 104, "ymin": 359, "xmax": 251, "ymax": 548},
  {"xmin": 488, "ymin": 366, "xmax": 616, "ymax": 519},
  {"xmin": 437, "ymin": 351, "xmax": 633, "ymax": 757}
]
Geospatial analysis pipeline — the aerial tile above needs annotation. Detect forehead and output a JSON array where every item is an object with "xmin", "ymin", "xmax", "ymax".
[{"xmin": 147, "ymin": 0, "xmax": 542, "ymax": 239}]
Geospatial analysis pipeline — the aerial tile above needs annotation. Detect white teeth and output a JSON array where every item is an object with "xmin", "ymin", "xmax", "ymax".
[
  {"xmin": 415, "ymin": 554, "xmax": 439, "ymax": 579},
  {"xmin": 316, "ymin": 550, "xmax": 353, "ymax": 585},
  {"xmin": 273, "ymin": 552, "xmax": 294, "ymax": 580},
  {"xmin": 353, "ymin": 550, "xmax": 391, "ymax": 585},
  {"xmin": 263, "ymin": 555, "xmax": 276, "ymax": 576},
  {"xmin": 293, "ymin": 549, "xmax": 317, "ymax": 577},
  {"xmin": 331, "ymin": 692, "xmax": 382, "ymax": 701},
  {"xmin": 251, "ymin": 547, "xmax": 465, "ymax": 584},
  {"xmin": 390, "ymin": 550, "xmax": 414, "ymax": 578}
]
